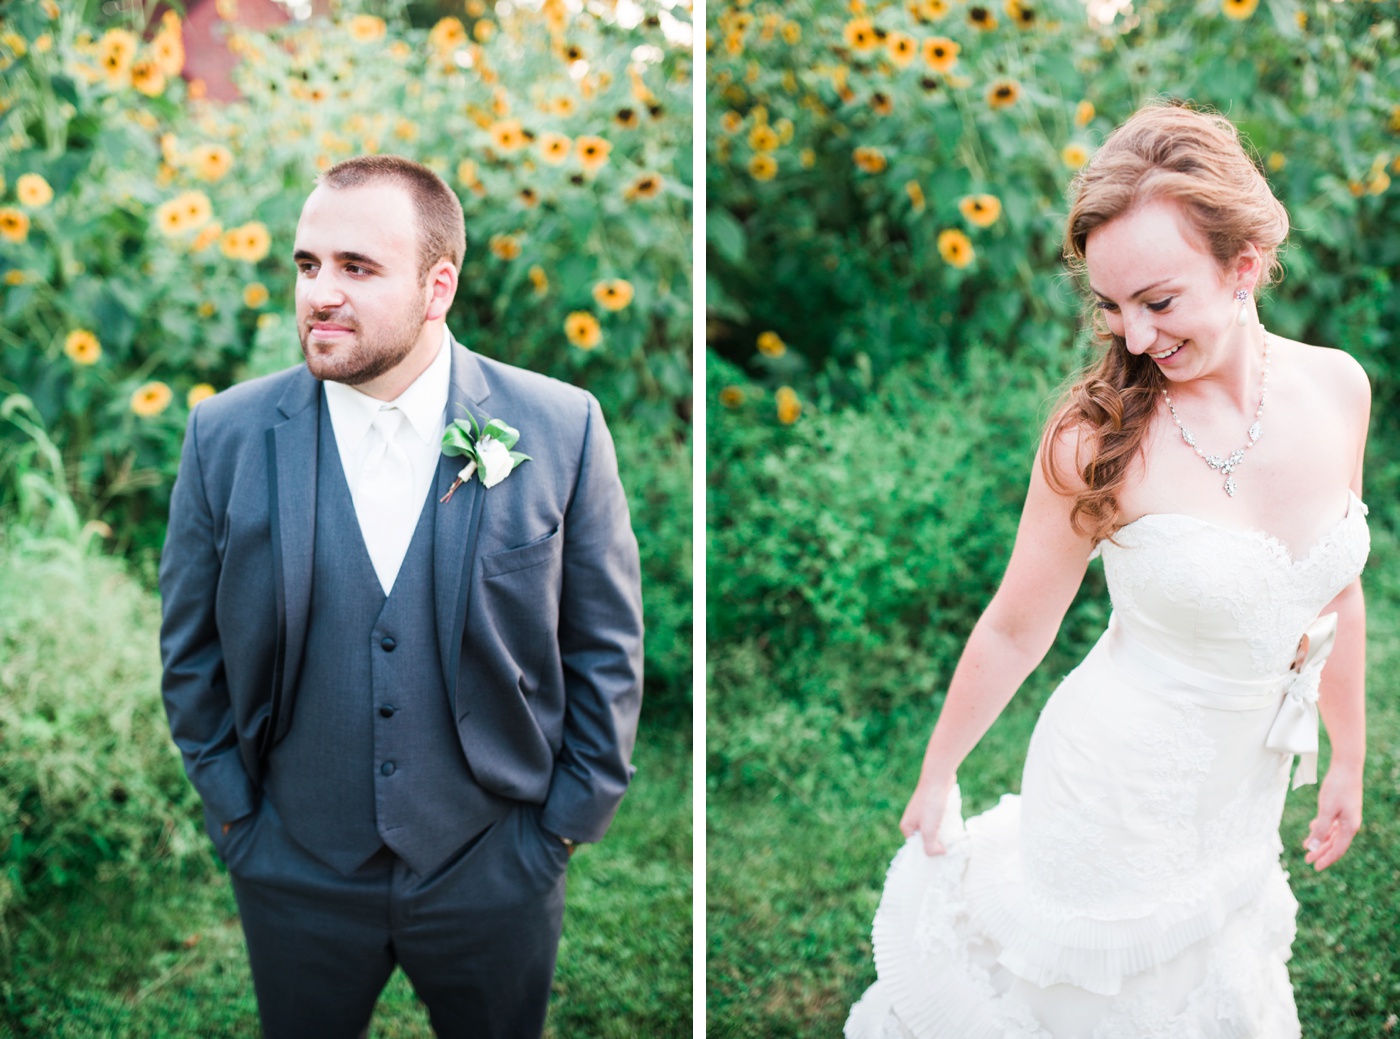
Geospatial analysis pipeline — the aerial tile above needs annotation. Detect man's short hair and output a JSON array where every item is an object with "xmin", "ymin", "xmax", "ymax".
[{"xmin": 318, "ymin": 155, "xmax": 467, "ymax": 281}]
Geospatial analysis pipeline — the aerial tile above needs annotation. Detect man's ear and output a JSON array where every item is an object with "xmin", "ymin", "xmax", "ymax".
[{"xmin": 425, "ymin": 259, "xmax": 459, "ymax": 321}]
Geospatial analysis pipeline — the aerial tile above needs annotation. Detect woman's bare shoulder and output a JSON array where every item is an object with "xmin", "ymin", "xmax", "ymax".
[{"xmin": 1281, "ymin": 336, "xmax": 1370, "ymax": 409}]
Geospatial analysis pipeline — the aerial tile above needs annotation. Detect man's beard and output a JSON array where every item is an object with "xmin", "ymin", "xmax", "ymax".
[{"xmin": 299, "ymin": 299, "xmax": 427, "ymax": 386}]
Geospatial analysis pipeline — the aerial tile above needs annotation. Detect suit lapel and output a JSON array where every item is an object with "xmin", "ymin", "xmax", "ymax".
[
  {"xmin": 434, "ymin": 337, "xmax": 492, "ymax": 710},
  {"xmin": 265, "ymin": 368, "xmax": 320, "ymax": 752}
]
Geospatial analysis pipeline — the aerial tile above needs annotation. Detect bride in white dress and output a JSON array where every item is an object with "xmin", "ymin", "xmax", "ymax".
[{"xmin": 846, "ymin": 104, "xmax": 1371, "ymax": 1038}]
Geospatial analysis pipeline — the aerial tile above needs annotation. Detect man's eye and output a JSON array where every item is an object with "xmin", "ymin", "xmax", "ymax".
[
  {"xmin": 297, "ymin": 263, "xmax": 318, "ymax": 276},
  {"xmin": 346, "ymin": 265, "xmax": 370, "ymax": 276},
  {"xmin": 1146, "ymin": 297, "xmax": 1175, "ymax": 312}
]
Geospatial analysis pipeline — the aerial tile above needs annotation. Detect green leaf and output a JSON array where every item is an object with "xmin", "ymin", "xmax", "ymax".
[
  {"xmin": 708, "ymin": 208, "xmax": 747, "ymax": 265},
  {"xmin": 482, "ymin": 418, "xmax": 520, "ymax": 449},
  {"xmin": 509, "ymin": 451, "xmax": 532, "ymax": 464}
]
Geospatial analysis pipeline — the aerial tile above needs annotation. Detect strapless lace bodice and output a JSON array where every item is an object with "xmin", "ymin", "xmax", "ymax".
[{"xmin": 1098, "ymin": 493, "xmax": 1370, "ymax": 679}]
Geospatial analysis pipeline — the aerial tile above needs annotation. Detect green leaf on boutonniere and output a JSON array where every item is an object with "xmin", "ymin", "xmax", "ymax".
[
  {"xmin": 481, "ymin": 418, "xmax": 520, "ymax": 449},
  {"xmin": 441, "ymin": 421, "xmax": 477, "ymax": 456}
]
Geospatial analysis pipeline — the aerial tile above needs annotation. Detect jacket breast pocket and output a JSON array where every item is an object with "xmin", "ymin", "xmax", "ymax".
[
  {"xmin": 480, "ymin": 525, "xmax": 562, "ymax": 579},
  {"xmin": 477, "ymin": 527, "xmax": 564, "ymax": 688}
]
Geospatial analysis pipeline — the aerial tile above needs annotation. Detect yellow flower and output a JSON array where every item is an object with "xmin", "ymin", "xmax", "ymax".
[
  {"xmin": 1, "ymin": 31, "xmax": 27, "ymax": 62},
  {"xmin": 1368, "ymin": 170, "xmax": 1391, "ymax": 195},
  {"xmin": 800, "ymin": 148, "xmax": 817, "ymax": 169},
  {"xmin": 938, "ymin": 228, "xmax": 975, "ymax": 268},
  {"xmin": 623, "ymin": 173, "xmax": 663, "ymax": 201},
  {"xmin": 1061, "ymin": 142, "xmax": 1089, "ymax": 169},
  {"xmin": 870, "ymin": 92, "xmax": 894, "ymax": 117},
  {"xmin": 905, "ymin": 180, "xmax": 926, "ymax": 213},
  {"xmin": 776, "ymin": 386, "xmax": 801, "ymax": 424},
  {"xmin": 528, "ymin": 265, "xmax": 549, "ymax": 296},
  {"xmin": 243, "ymin": 282, "xmax": 269, "ymax": 308},
  {"xmin": 518, "ymin": 187, "xmax": 539, "ymax": 208},
  {"xmin": 151, "ymin": 24, "xmax": 185, "ymax": 77},
  {"xmin": 97, "ymin": 28, "xmax": 138, "ymax": 84},
  {"xmin": 719, "ymin": 386, "xmax": 746, "ymax": 408},
  {"xmin": 1388, "ymin": 106, "xmax": 1400, "ymax": 134},
  {"xmin": 221, "ymin": 221, "xmax": 271, "ymax": 262},
  {"xmin": 1267, "ymin": 152, "xmax": 1286, "ymax": 172},
  {"xmin": 565, "ymin": 311, "xmax": 602, "ymax": 350},
  {"xmin": 551, "ymin": 95, "xmax": 578, "ymax": 117},
  {"xmin": 593, "ymin": 279, "xmax": 634, "ymax": 311},
  {"xmin": 64, "ymin": 329, "xmax": 102, "ymax": 366},
  {"xmin": 17, "ymin": 173, "xmax": 53, "ymax": 208},
  {"xmin": 987, "ymin": 79, "xmax": 1021, "ymax": 110},
  {"xmin": 389, "ymin": 40, "xmax": 411, "ymax": 61},
  {"xmin": 428, "ymin": 17, "xmax": 468, "ymax": 51},
  {"xmin": 1074, "ymin": 100, "xmax": 1095, "ymax": 127},
  {"xmin": 155, "ymin": 197, "xmax": 189, "ymax": 236},
  {"xmin": 749, "ymin": 154, "xmax": 778, "ymax": 181},
  {"xmin": 489, "ymin": 119, "xmax": 527, "ymax": 154},
  {"xmin": 614, "ymin": 107, "xmax": 640, "ymax": 130},
  {"xmin": 920, "ymin": 0, "xmax": 951, "ymax": 16},
  {"xmin": 576, "ymin": 136, "xmax": 612, "ymax": 175},
  {"xmin": 721, "ymin": 111, "xmax": 744, "ymax": 135},
  {"xmin": 887, "ymin": 32, "xmax": 917, "ymax": 67},
  {"xmin": 842, "ymin": 17, "xmax": 879, "ymax": 53},
  {"xmin": 489, "ymin": 234, "xmax": 521, "ymax": 261},
  {"xmin": 177, "ymin": 190, "xmax": 212, "ymax": 230},
  {"xmin": 35, "ymin": 34, "xmax": 52, "ymax": 53},
  {"xmin": 191, "ymin": 221, "xmax": 223, "ymax": 252},
  {"xmin": 853, "ymin": 147, "xmax": 887, "ymax": 173},
  {"xmin": 782, "ymin": 21, "xmax": 802, "ymax": 44},
  {"xmin": 131, "ymin": 381, "xmax": 174, "ymax": 418},
  {"xmin": 922, "ymin": 36, "xmax": 959, "ymax": 72},
  {"xmin": 457, "ymin": 160, "xmax": 481, "ymax": 189},
  {"xmin": 42, "ymin": 0, "xmax": 60, "ymax": 18},
  {"xmin": 749, "ymin": 124, "xmax": 780, "ymax": 152},
  {"xmin": 191, "ymin": 143, "xmax": 234, "ymax": 182},
  {"xmin": 2, "ymin": 270, "xmax": 25, "ymax": 286},
  {"xmin": 473, "ymin": 19, "xmax": 496, "ymax": 43},
  {"xmin": 1005, "ymin": 0, "xmax": 1036, "ymax": 28},
  {"xmin": 967, "ymin": 5, "xmax": 998, "ymax": 30},
  {"xmin": 215, "ymin": 0, "xmax": 238, "ymax": 18},
  {"xmin": 188, "ymin": 384, "xmax": 217, "ymax": 408},
  {"xmin": 538, "ymin": 132, "xmax": 572, "ymax": 165},
  {"xmin": 959, "ymin": 194, "xmax": 1002, "ymax": 227},
  {"xmin": 756, "ymin": 331, "xmax": 786, "ymax": 358},
  {"xmin": 131, "ymin": 59, "xmax": 166, "ymax": 96},
  {"xmin": 1222, "ymin": 0, "xmax": 1258, "ymax": 19}
]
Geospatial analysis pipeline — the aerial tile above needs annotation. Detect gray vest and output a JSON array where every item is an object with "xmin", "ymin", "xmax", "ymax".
[{"xmin": 264, "ymin": 394, "xmax": 507, "ymax": 876}]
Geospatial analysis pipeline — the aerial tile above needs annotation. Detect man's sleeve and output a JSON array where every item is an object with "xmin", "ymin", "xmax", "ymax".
[
  {"xmin": 158, "ymin": 409, "xmax": 258, "ymax": 826},
  {"xmin": 540, "ymin": 393, "xmax": 644, "ymax": 843}
]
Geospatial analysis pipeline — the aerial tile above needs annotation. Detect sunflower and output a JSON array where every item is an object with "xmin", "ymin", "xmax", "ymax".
[
  {"xmin": 242, "ymin": 282, "xmax": 269, "ymax": 308},
  {"xmin": 489, "ymin": 234, "xmax": 521, "ymax": 261},
  {"xmin": 776, "ymin": 386, "xmax": 801, "ymax": 425},
  {"xmin": 551, "ymin": 95, "xmax": 578, "ymax": 117},
  {"xmin": 756, "ymin": 331, "xmax": 786, "ymax": 358},
  {"xmin": 155, "ymin": 197, "xmax": 190, "ymax": 236},
  {"xmin": 428, "ymin": 16, "xmax": 467, "ymax": 51},
  {"xmin": 853, "ymin": 147, "xmax": 887, "ymax": 174},
  {"xmin": 886, "ymin": 32, "xmax": 917, "ymax": 67},
  {"xmin": 131, "ymin": 381, "xmax": 174, "ymax": 418},
  {"xmin": 221, "ymin": 221, "xmax": 271, "ymax": 262},
  {"xmin": 922, "ymin": 36, "xmax": 959, "ymax": 72},
  {"xmin": 748, "ymin": 154, "xmax": 778, "ymax": 181},
  {"xmin": 188, "ymin": 384, "xmax": 216, "ymax": 408},
  {"xmin": 721, "ymin": 111, "xmax": 744, "ymax": 135},
  {"xmin": 538, "ymin": 132, "xmax": 572, "ymax": 165},
  {"xmin": 614, "ymin": 107, "xmax": 640, "ymax": 130},
  {"xmin": 905, "ymin": 180, "xmax": 926, "ymax": 214},
  {"xmin": 565, "ymin": 311, "xmax": 602, "ymax": 350},
  {"xmin": 968, "ymin": 5, "xmax": 997, "ymax": 30},
  {"xmin": 623, "ymin": 173, "xmax": 663, "ymax": 200},
  {"xmin": 986, "ymin": 79, "xmax": 1021, "ymax": 109},
  {"xmin": 473, "ymin": 19, "xmax": 496, "ymax": 43},
  {"xmin": 870, "ymin": 92, "xmax": 894, "ymax": 117},
  {"xmin": 749, "ymin": 124, "xmax": 780, "ymax": 151},
  {"xmin": 150, "ymin": 26, "xmax": 184, "ymax": 77},
  {"xmin": 528, "ymin": 265, "xmax": 549, "ymax": 296},
  {"xmin": 959, "ymin": 194, "xmax": 1002, "ymax": 227},
  {"xmin": 347, "ymin": 14, "xmax": 385, "ymax": 41},
  {"xmin": 97, "ymin": 28, "xmax": 138, "ymax": 85},
  {"xmin": 781, "ymin": 21, "xmax": 801, "ymax": 44},
  {"xmin": 1074, "ymin": 99, "xmax": 1095, "ymax": 127},
  {"xmin": 489, "ymin": 119, "xmax": 527, "ymax": 154},
  {"xmin": 921, "ymin": 0, "xmax": 951, "ymax": 16},
  {"xmin": 191, "ymin": 221, "xmax": 223, "ymax": 252},
  {"xmin": 1368, "ymin": 170, "xmax": 1391, "ymax": 195},
  {"xmin": 1222, "ymin": 0, "xmax": 1258, "ymax": 19},
  {"xmin": 191, "ymin": 143, "xmax": 234, "ymax": 182},
  {"xmin": 719, "ymin": 386, "xmax": 746, "ymax": 408},
  {"xmin": 1006, "ymin": 0, "xmax": 1036, "ymax": 28},
  {"xmin": 938, "ymin": 228, "xmax": 975, "ymax": 268},
  {"xmin": 593, "ymin": 279, "xmax": 634, "ymax": 312},
  {"xmin": 1061, "ymin": 142, "xmax": 1089, "ymax": 169},
  {"xmin": 842, "ymin": 17, "xmax": 879, "ymax": 53},
  {"xmin": 576, "ymin": 136, "xmax": 612, "ymax": 175},
  {"xmin": 64, "ymin": 329, "xmax": 102, "ymax": 366},
  {"xmin": 131, "ymin": 59, "xmax": 166, "ymax": 96},
  {"xmin": 16, "ymin": 173, "xmax": 53, "ymax": 208},
  {"xmin": 3, "ymin": 270, "xmax": 25, "ymax": 286}
]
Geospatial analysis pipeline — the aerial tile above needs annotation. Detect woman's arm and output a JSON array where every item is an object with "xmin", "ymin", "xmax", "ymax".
[{"xmin": 901, "ymin": 438, "xmax": 1096, "ymax": 854}]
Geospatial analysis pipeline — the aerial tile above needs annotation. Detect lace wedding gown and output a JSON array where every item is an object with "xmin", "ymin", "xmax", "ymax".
[{"xmin": 846, "ymin": 493, "xmax": 1370, "ymax": 1039}]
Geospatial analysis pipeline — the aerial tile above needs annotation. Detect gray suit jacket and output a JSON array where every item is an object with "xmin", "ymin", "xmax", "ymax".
[{"xmin": 159, "ymin": 336, "xmax": 644, "ymax": 847}]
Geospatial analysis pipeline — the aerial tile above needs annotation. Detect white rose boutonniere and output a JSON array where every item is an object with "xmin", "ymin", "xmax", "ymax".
[{"xmin": 439, "ymin": 409, "xmax": 532, "ymax": 503}]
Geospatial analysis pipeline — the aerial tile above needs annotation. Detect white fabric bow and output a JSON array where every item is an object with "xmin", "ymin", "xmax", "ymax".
[{"xmin": 1265, "ymin": 612, "xmax": 1337, "ymax": 790}]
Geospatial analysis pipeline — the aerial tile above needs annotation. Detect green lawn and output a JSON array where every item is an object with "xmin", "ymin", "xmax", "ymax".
[
  {"xmin": 1, "ymin": 715, "xmax": 690, "ymax": 1039},
  {"xmin": 706, "ymin": 535, "xmax": 1400, "ymax": 1037}
]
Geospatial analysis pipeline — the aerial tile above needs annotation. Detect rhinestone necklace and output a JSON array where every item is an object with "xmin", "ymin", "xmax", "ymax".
[{"xmin": 1160, "ymin": 331, "xmax": 1270, "ymax": 498}]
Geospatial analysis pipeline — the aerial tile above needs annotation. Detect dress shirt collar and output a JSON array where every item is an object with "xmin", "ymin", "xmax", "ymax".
[{"xmin": 323, "ymin": 327, "xmax": 452, "ymax": 452}]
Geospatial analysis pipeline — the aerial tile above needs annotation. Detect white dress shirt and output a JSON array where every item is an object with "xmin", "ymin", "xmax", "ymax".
[{"xmin": 323, "ymin": 329, "xmax": 451, "ymax": 592}]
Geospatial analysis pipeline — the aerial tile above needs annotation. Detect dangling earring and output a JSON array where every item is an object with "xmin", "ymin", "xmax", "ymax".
[{"xmin": 1235, "ymin": 288, "xmax": 1250, "ymax": 327}]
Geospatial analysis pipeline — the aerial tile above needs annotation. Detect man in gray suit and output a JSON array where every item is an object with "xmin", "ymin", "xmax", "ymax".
[{"xmin": 158, "ymin": 155, "xmax": 643, "ymax": 1039}]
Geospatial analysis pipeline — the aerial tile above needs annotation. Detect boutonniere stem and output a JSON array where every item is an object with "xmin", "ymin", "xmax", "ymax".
[{"xmin": 439, "ymin": 410, "xmax": 531, "ymax": 503}]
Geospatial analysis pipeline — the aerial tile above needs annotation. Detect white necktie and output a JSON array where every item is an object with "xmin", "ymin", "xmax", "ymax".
[{"xmin": 354, "ymin": 408, "xmax": 416, "ymax": 594}]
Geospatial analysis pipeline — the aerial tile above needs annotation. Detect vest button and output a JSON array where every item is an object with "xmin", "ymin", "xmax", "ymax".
[
  {"xmin": 379, "ymin": 704, "xmax": 396, "ymax": 718},
  {"xmin": 380, "ymin": 636, "xmax": 396, "ymax": 652},
  {"xmin": 380, "ymin": 761, "xmax": 396, "ymax": 776}
]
